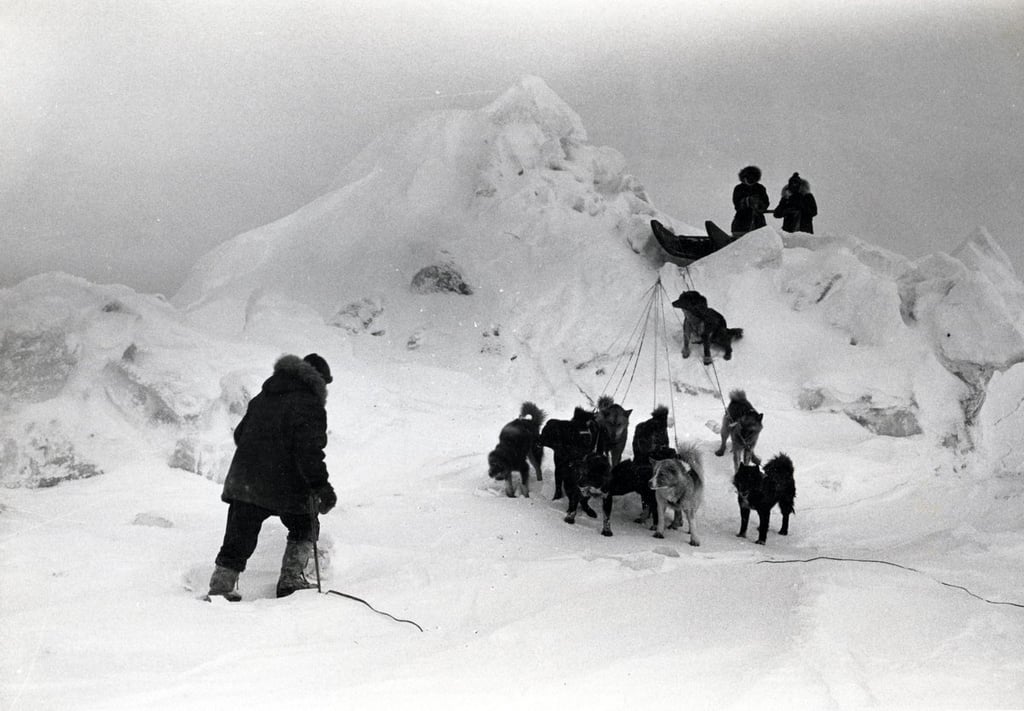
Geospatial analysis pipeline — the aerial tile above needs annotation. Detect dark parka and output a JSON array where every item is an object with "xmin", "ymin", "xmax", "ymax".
[
  {"xmin": 731, "ymin": 180, "xmax": 770, "ymax": 234},
  {"xmin": 773, "ymin": 176, "xmax": 818, "ymax": 233},
  {"xmin": 221, "ymin": 355, "xmax": 330, "ymax": 515}
]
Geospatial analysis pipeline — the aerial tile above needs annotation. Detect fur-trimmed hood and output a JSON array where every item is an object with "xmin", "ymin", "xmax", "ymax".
[{"xmin": 263, "ymin": 354, "xmax": 329, "ymax": 405}]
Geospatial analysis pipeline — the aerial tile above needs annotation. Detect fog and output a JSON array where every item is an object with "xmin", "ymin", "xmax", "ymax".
[{"xmin": 2, "ymin": 0, "xmax": 1022, "ymax": 296}]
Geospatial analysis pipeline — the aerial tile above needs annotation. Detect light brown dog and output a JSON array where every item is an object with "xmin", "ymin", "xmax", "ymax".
[{"xmin": 649, "ymin": 443, "xmax": 704, "ymax": 546}]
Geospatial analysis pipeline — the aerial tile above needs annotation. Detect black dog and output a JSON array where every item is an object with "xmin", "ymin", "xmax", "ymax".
[
  {"xmin": 593, "ymin": 458, "xmax": 663, "ymax": 536},
  {"xmin": 561, "ymin": 452, "xmax": 609, "ymax": 524},
  {"xmin": 595, "ymin": 395, "xmax": 632, "ymax": 466},
  {"xmin": 629, "ymin": 407, "xmax": 671, "ymax": 522},
  {"xmin": 732, "ymin": 453, "xmax": 796, "ymax": 545},
  {"xmin": 632, "ymin": 405, "xmax": 669, "ymax": 462},
  {"xmin": 574, "ymin": 444, "xmax": 679, "ymax": 536},
  {"xmin": 671, "ymin": 290, "xmax": 743, "ymax": 364},
  {"xmin": 487, "ymin": 402, "xmax": 546, "ymax": 498},
  {"xmin": 540, "ymin": 407, "xmax": 606, "ymax": 501}
]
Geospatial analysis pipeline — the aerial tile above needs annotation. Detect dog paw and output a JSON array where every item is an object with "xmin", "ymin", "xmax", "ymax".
[
  {"xmin": 689, "ymin": 539, "xmax": 701, "ymax": 547},
  {"xmin": 552, "ymin": 493, "xmax": 563, "ymax": 501},
  {"xmin": 563, "ymin": 516, "xmax": 576, "ymax": 525},
  {"xmin": 714, "ymin": 449, "xmax": 725, "ymax": 457},
  {"xmin": 755, "ymin": 539, "xmax": 766, "ymax": 545},
  {"xmin": 601, "ymin": 529, "xmax": 613, "ymax": 537},
  {"xmin": 653, "ymin": 532, "xmax": 665, "ymax": 539}
]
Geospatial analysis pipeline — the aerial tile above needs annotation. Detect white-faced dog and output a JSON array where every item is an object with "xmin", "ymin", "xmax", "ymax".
[{"xmin": 649, "ymin": 443, "xmax": 705, "ymax": 546}]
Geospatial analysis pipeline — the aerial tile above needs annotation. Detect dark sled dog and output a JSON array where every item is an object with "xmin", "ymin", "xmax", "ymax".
[
  {"xmin": 487, "ymin": 402, "xmax": 546, "ymax": 498},
  {"xmin": 733, "ymin": 453, "xmax": 796, "ymax": 545},
  {"xmin": 581, "ymin": 444, "xmax": 677, "ymax": 537},
  {"xmin": 632, "ymin": 405, "xmax": 669, "ymax": 462},
  {"xmin": 560, "ymin": 452, "xmax": 611, "ymax": 525},
  {"xmin": 595, "ymin": 395, "xmax": 632, "ymax": 466},
  {"xmin": 715, "ymin": 389, "xmax": 764, "ymax": 472},
  {"xmin": 540, "ymin": 407, "xmax": 605, "ymax": 502},
  {"xmin": 671, "ymin": 290, "xmax": 743, "ymax": 365},
  {"xmin": 649, "ymin": 443, "xmax": 704, "ymax": 545},
  {"xmin": 630, "ymin": 406, "xmax": 670, "ymax": 521}
]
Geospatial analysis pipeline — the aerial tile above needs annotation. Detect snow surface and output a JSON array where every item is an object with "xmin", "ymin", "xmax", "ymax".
[{"xmin": 3, "ymin": 77, "xmax": 1024, "ymax": 710}]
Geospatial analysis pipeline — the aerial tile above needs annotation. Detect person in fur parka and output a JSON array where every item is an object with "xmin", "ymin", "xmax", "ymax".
[
  {"xmin": 773, "ymin": 172, "xmax": 818, "ymax": 233},
  {"xmin": 731, "ymin": 165, "xmax": 770, "ymax": 236},
  {"xmin": 207, "ymin": 353, "xmax": 337, "ymax": 601}
]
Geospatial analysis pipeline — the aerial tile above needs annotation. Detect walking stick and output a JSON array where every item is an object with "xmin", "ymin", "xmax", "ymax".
[
  {"xmin": 305, "ymin": 492, "xmax": 424, "ymax": 631},
  {"xmin": 308, "ymin": 494, "xmax": 322, "ymax": 593}
]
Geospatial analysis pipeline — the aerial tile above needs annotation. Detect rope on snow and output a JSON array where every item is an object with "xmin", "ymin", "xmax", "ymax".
[{"xmin": 757, "ymin": 556, "xmax": 1024, "ymax": 610}]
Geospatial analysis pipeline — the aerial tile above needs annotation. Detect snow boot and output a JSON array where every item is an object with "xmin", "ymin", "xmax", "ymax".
[
  {"xmin": 205, "ymin": 565, "xmax": 242, "ymax": 602},
  {"xmin": 276, "ymin": 540, "xmax": 316, "ymax": 598}
]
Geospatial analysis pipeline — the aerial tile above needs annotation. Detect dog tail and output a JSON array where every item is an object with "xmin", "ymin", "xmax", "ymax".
[
  {"xmin": 519, "ymin": 401, "xmax": 546, "ymax": 426},
  {"xmin": 597, "ymin": 395, "xmax": 615, "ymax": 411},
  {"xmin": 676, "ymin": 440, "xmax": 704, "ymax": 478},
  {"xmin": 651, "ymin": 404, "xmax": 669, "ymax": 419},
  {"xmin": 676, "ymin": 442, "xmax": 705, "ymax": 503},
  {"xmin": 728, "ymin": 389, "xmax": 747, "ymax": 403},
  {"xmin": 728, "ymin": 327, "xmax": 744, "ymax": 340}
]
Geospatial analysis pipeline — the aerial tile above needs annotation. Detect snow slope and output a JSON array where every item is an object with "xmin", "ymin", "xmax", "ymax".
[{"xmin": 3, "ymin": 77, "xmax": 1024, "ymax": 710}]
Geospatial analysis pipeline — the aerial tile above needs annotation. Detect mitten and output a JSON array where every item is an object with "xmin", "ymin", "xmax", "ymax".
[{"xmin": 314, "ymin": 483, "xmax": 337, "ymax": 515}]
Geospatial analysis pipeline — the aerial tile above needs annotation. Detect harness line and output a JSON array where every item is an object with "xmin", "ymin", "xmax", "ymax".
[
  {"xmin": 308, "ymin": 496, "xmax": 425, "ymax": 632},
  {"xmin": 600, "ymin": 281, "xmax": 660, "ymax": 402},
  {"xmin": 603, "ymin": 279, "xmax": 661, "ymax": 404}
]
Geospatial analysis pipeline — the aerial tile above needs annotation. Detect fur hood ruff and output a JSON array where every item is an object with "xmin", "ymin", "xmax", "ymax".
[{"xmin": 269, "ymin": 354, "xmax": 328, "ymax": 405}]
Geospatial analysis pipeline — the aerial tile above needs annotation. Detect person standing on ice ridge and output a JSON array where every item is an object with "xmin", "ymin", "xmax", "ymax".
[
  {"xmin": 207, "ymin": 353, "xmax": 337, "ymax": 601},
  {"xmin": 730, "ymin": 165, "xmax": 771, "ymax": 236},
  {"xmin": 773, "ymin": 172, "xmax": 818, "ymax": 233}
]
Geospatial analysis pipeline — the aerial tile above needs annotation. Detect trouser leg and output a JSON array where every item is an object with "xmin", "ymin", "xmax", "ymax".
[{"xmin": 214, "ymin": 500, "xmax": 272, "ymax": 573}]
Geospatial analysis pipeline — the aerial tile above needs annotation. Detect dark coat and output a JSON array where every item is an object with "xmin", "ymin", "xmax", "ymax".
[
  {"xmin": 731, "ymin": 182, "xmax": 770, "ymax": 234},
  {"xmin": 773, "ymin": 187, "xmax": 817, "ymax": 233},
  {"xmin": 221, "ymin": 355, "xmax": 330, "ymax": 515}
]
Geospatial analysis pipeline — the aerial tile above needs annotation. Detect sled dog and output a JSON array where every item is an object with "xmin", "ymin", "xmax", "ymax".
[
  {"xmin": 671, "ymin": 290, "xmax": 743, "ymax": 365},
  {"xmin": 487, "ymin": 402, "xmax": 545, "ymax": 498},
  {"xmin": 540, "ymin": 407, "xmax": 603, "ymax": 501},
  {"xmin": 715, "ymin": 389, "xmax": 763, "ymax": 472},
  {"xmin": 595, "ymin": 395, "xmax": 632, "ymax": 466},
  {"xmin": 733, "ymin": 453, "xmax": 796, "ymax": 545},
  {"xmin": 649, "ymin": 443, "xmax": 704, "ymax": 545}
]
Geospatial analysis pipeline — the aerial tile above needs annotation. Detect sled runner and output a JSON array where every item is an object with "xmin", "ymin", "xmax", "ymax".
[{"xmin": 650, "ymin": 219, "xmax": 738, "ymax": 263}]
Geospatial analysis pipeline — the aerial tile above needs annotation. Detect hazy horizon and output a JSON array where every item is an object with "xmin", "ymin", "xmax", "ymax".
[{"xmin": 3, "ymin": 0, "xmax": 1021, "ymax": 296}]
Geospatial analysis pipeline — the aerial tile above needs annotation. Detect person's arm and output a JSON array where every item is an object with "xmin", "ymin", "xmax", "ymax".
[
  {"xmin": 756, "ymin": 185, "xmax": 770, "ymax": 211},
  {"xmin": 294, "ymin": 400, "xmax": 335, "ymax": 513}
]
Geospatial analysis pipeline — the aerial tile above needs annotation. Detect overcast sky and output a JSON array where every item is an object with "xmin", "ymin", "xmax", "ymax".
[{"xmin": 2, "ymin": 0, "xmax": 1022, "ymax": 296}]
